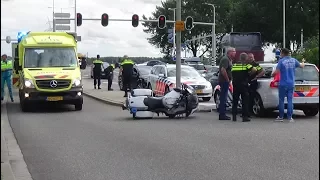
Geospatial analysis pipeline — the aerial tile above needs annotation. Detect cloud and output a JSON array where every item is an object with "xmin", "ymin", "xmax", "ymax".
[{"xmin": 1, "ymin": 0, "xmax": 162, "ymax": 57}]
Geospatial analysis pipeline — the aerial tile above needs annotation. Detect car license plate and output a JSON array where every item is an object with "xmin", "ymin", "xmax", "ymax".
[
  {"xmin": 46, "ymin": 96, "xmax": 63, "ymax": 101},
  {"xmin": 295, "ymin": 86, "xmax": 311, "ymax": 92},
  {"xmin": 196, "ymin": 89, "xmax": 203, "ymax": 94}
]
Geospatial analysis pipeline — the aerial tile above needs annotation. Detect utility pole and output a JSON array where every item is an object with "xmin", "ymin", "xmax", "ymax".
[
  {"xmin": 175, "ymin": 0, "xmax": 182, "ymax": 88},
  {"xmin": 74, "ymin": 0, "xmax": 77, "ymax": 33},
  {"xmin": 204, "ymin": 3, "xmax": 217, "ymax": 65},
  {"xmin": 52, "ymin": 0, "xmax": 56, "ymax": 32}
]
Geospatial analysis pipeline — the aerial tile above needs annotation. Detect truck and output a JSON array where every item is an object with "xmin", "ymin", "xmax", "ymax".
[{"xmin": 12, "ymin": 31, "xmax": 83, "ymax": 112}]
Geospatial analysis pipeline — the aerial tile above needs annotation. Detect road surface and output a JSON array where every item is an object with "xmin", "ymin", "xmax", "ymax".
[{"xmin": 6, "ymin": 93, "xmax": 319, "ymax": 180}]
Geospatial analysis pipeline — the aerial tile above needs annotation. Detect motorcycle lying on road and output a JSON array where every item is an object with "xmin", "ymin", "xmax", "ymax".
[{"xmin": 122, "ymin": 85, "xmax": 199, "ymax": 119}]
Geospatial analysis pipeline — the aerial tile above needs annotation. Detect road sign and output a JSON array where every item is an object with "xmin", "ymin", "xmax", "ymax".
[
  {"xmin": 175, "ymin": 21, "xmax": 185, "ymax": 31},
  {"xmin": 167, "ymin": 28, "xmax": 173, "ymax": 34},
  {"xmin": 55, "ymin": 19, "xmax": 71, "ymax": 24},
  {"xmin": 55, "ymin": 25, "xmax": 71, "ymax": 31},
  {"xmin": 54, "ymin": 13, "xmax": 71, "ymax": 18}
]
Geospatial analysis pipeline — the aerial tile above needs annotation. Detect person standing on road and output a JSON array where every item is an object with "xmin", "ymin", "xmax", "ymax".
[
  {"xmin": 218, "ymin": 47, "xmax": 236, "ymax": 120},
  {"xmin": 247, "ymin": 53, "xmax": 265, "ymax": 116},
  {"xmin": 272, "ymin": 48, "xmax": 305, "ymax": 122},
  {"xmin": 1, "ymin": 54, "xmax": 14, "ymax": 102},
  {"xmin": 231, "ymin": 53, "xmax": 256, "ymax": 122},
  {"xmin": 93, "ymin": 54, "xmax": 103, "ymax": 89},
  {"xmin": 120, "ymin": 55, "xmax": 134, "ymax": 97},
  {"xmin": 105, "ymin": 63, "xmax": 115, "ymax": 91}
]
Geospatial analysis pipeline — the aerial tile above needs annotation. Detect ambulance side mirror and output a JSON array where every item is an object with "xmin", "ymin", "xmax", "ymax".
[{"xmin": 14, "ymin": 58, "xmax": 22, "ymax": 71}]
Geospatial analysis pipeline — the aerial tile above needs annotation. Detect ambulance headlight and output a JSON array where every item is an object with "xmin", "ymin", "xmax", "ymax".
[
  {"xmin": 24, "ymin": 79, "xmax": 34, "ymax": 88},
  {"xmin": 72, "ymin": 78, "xmax": 82, "ymax": 87}
]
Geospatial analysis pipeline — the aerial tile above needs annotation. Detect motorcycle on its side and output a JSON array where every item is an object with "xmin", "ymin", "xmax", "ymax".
[{"xmin": 122, "ymin": 85, "xmax": 199, "ymax": 119}]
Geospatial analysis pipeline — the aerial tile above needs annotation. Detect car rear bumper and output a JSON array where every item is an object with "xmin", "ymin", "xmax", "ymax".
[{"xmin": 20, "ymin": 87, "xmax": 83, "ymax": 104}]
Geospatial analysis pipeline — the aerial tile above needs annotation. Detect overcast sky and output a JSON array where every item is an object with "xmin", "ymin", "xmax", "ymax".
[
  {"xmin": 1, "ymin": 0, "xmax": 163, "ymax": 57},
  {"xmin": 1, "ymin": 0, "xmax": 275, "ymax": 60}
]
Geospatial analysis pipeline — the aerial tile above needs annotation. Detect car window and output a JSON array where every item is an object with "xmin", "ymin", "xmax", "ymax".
[
  {"xmin": 209, "ymin": 67, "xmax": 219, "ymax": 73},
  {"xmin": 260, "ymin": 65, "xmax": 275, "ymax": 78},
  {"xmin": 295, "ymin": 65, "xmax": 319, "ymax": 81},
  {"xmin": 137, "ymin": 66, "xmax": 151, "ymax": 75},
  {"xmin": 167, "ymin": 67, "xmax": 201, "ymax": 77},
  {"xmin": 159, "ymin": 67, "xmax": 166, "ymax": 75},
  {"xmin": 153, "ymin": 67, "xmax": 161, "ymax": 75},
  {"xmin": 189, "ymin": 64, "xmax": 205, "ymax": 70}
]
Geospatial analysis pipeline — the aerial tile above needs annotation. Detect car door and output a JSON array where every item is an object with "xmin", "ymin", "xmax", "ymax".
[
  {"xmin": 148, "ymin": 66, "xmax": 160, "ymax": 90},
  {"xmin": 155, "ymin": 66, "xmax": 167, "ymax": 95}
]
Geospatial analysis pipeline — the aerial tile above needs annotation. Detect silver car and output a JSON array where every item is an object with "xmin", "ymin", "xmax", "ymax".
[{"xmin": 213, "ymin": 63, "xmax": 319, "ymax": 117}]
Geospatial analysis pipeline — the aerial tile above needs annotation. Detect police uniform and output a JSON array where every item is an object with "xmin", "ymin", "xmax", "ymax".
[
  {"xmin": 248, "ymin": 61, "xmax": 263, "ymax": 113},
  {"xmin": 104, "ymin": 64, "xmax": 115, "ymax": 91},
  {"xmin": 121, "ymin": 59, "xmax": 134, "ymax": 97},
  {"xmin": 1, "ymin": 58, "xmax": 14, "ymax": 102},
  {"xmin": 92, "ymin": 59, "xmax": 103, "ymax": 89},
  {"xmin": 231, "ymin": 63, "xmax": 254, "ymax": 122}
]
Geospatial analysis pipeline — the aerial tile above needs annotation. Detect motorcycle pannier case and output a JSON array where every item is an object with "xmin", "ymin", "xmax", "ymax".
[
  {"xmin": 131, "ymin": 89, "xmax": 153, "ymax": 97},
  {"xmin": 128, "ymin": 96, "xmax": 149, "ymax": 110}
]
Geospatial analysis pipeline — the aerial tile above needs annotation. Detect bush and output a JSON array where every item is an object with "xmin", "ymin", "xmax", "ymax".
[{"xmin": 292, "ymin": 35, "xmax": 319, "ymax": 66}]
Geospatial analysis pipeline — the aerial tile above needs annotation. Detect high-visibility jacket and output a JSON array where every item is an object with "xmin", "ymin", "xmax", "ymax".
[
  {"xmin": 120, "ymin": 59, "xmax": 134, "ymax": 77},
  {"xmin": 93, "ymin": 59, "xmax": 103, "ymax": 73},
  {"xmin": 231, "ymin": 63, "xmax": 253, "ymax": 85},
  {"xmin": 1, "ymin": 60, "xmax": 13, "ymax": 71}
]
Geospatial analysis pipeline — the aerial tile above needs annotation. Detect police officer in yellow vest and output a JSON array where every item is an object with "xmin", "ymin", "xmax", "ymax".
[
  {"xmin": 120, "ymin": 55, "xmax": 134, "ymax": 97},
  {"xmin": 231, "ymin": 53, "xmax": 256, "ymax": 122},
  {"xmin": 1, "ymin": 54, "xmax": 14, "ymax": 102},
  {"xmin": 104, "ymin": 63, "xmax": 115, "ymax": 91},
  {"xmin": 92, "ymin": 54, "xmax": 103, "ymax": 89}
]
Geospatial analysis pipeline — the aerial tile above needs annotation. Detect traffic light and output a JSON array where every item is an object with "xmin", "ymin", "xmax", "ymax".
[
  {"xmin": 158, "ymin": 15, "xmax": 166, "ymax": 29},
  {"xmin": 185, "ymin": 16, "xmax": 194, "ymax": 30},
  {"xmin": 101, "ymin": 13, "xmax": 109, "ymax": 27},
  {"xmin": 132, "ymin": 14, "xmax": 139, "ymax": 27},
  {"xmin": 77, "ymin": 13, "xmax": 82, "ymax": 26}
]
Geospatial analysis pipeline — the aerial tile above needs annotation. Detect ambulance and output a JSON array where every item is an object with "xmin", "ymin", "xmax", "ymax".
[{"xmin": 12, "ymin": 31, "xmax": 83, "ymax": 112}]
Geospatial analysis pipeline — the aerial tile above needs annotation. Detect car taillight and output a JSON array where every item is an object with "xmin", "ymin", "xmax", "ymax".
[{"xmin": 270, "ymin": 72, "xmax": 280, "ymax": 88}]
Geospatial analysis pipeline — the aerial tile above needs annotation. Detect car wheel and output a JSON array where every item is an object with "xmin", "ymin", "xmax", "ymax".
[
  {"xmin": 303, "ymin": 107, "xmax": 319, "ymax": 116},
  {"xmin": 214, "ymin": 90, "xmax": 220, "ymax": 112},
  {"xmin": 202, "ymin": 97, "xmax": 211, "ymax": 102},
  {"xmin": 252, "ymin": 94, "xmax": 266, "ymax": 117},
  {"xmin": 168, "ymin": 114, "xmax": 176, "ymax": 118},
  {"xmin": 119, "ymin": 78, "xmax": 123, "ymax": 90}
]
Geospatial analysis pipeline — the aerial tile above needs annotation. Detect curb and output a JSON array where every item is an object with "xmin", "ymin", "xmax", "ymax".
[{"xmin": 83, "ymin": 92, "xmax": 123, "ymax": 107}]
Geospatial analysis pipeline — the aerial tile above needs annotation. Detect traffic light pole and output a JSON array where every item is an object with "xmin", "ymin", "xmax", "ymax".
[{"xmin": 175, "ymin": 0, "xmax": 182, "ymax": 89}]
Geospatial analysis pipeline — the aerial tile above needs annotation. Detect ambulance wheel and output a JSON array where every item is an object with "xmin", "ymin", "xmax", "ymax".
[{"xmin": 75, "ymin": 103, "xmax": 83, "ymax": 111}]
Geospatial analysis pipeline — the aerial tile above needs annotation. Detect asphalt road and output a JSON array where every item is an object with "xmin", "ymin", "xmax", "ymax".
[{"xmin": 7, "ymin": 94, "xmax": 319, "ymax": 180}]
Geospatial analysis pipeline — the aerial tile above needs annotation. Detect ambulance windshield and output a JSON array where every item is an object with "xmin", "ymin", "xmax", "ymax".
[{"xmin": 24, "ymin": 47, "xmax": 77, "ymax": 68}]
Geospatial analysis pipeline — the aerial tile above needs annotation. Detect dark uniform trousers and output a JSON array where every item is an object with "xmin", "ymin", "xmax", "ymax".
[
  {"xmin": 93, "ymin": 60, "xmax": 103, "ymax": 88},
  {"xmin": 248, "ymin": 62, "xmax": 263, "ymax": 113},
  {"xmin": 231, "ymin": 63, "xmax": 253, "ymax": 118},
  {"xmin": 105, "ymin": 65, "xmax": 114, "ymax": 90},
  {"xmin": 121, "ymin": 59, "xmax": 134, "ymax": 96}
]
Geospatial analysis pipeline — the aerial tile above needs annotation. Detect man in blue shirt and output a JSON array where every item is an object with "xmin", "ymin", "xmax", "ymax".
[{"xmin": 272, "ymin": 48, "xmax": 305, "ymax": 122}]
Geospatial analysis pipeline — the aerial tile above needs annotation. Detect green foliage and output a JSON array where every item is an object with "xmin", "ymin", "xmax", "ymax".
[
  {"xmin": 142, "ymin": 0, "xmax": 319, "ymax": 58},
  {"xmin": 292, "ymin": 35, "xmax": 319, "ymax": 66}
]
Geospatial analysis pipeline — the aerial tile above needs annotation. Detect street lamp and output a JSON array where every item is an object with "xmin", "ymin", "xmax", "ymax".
[
  {"xmin": 204, "ymin": 3, "xmax": 217, "ymax": 65},
  {"xmin": 168, "ymin": 8, "xmax": 176, "ymax": 57}
]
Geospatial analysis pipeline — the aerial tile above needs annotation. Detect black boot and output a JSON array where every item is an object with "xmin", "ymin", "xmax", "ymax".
[
  {"xmin": 94, "ymin": 86, "xmax": 96, "ymax": 89},
  {"xmin": 232, "ymin": 115, "xmax": 237, "ymax": 121},
  {"xmin": 242, "ymin": 117, "xmax": 251, "ymax": 122}
]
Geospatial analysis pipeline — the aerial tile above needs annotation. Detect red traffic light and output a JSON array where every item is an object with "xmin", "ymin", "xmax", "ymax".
[
  {"xmin": 133, "ymin": 15, "xmax": 138, "ymax": 19},
  {"xmin": 160, "ymin": 17, "xmax": 164, "ymax": 21},
  {"xmin": 76, "ymin": 13, "xmax": 82, "ymax": 26},
  {"xmin": 103, "ymin": 15, "xmax": 108, "ymax": 19},
  {"xmin": 158, "ymin": 15, "xmax": 166, "ymax": 29},
  {"xmin": 101, "ymin": 13, "xmax": 109, "ymax": 27},
  {"xmin": 132, "ymin": 14, "xmax": 139, "ymax": 27}
]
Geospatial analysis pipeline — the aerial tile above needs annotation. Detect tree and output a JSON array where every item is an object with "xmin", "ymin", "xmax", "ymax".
[
  {"xmin": 292, "ymin": 34, "xmax": 319, "ymax": 66},
  {"xmin": 142, "ymin": 0, "xmax": 234, "ymax": 58}
]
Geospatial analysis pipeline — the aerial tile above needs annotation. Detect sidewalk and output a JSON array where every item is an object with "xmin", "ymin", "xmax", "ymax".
[
  {"xmin": 82, "ymin": 78, "xmax": 125, "ymax": 106},
  {"xmin": 82, "ymin": 78, "xmax": 217, "ymax": 112},
  {"xmin": 1, "ymin": 92, "xmax": 33, "ymax": 180}
]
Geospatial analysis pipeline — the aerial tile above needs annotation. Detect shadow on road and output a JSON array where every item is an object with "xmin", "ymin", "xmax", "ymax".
[
  {"xmin": 117, "ymin": 114, "xmax": 198, "ymax": 121},
  {"xmin": 7, "ymin": 102, "xmax": 75, "ymax": 113}
]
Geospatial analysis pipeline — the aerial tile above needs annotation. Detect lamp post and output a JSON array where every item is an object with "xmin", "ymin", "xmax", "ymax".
[
  {"xmin": 204, "ymin": 3, "xmax": 217, "ymax": 65},
  {"xmin": 283, "ymin": 0, "xmax": 286, "ymax": 48}
]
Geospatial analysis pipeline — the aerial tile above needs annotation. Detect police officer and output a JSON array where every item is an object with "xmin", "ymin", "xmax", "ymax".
[
  {"xmin": 104, "ymin": 63, "xmax": 115, "ymax": 91},
  {"xmin": 120, "ymin": 55, "xmax": 134, "ymax": 97},
  {"xmin": 231, "ymin": 53, "xmax": 256, "ymax": 122},
  {"xmin": 1, "ymin": 54, "xmax": 14, "ymax": 102},
  {"xmin": 92, "ymin": 54, "xmax": 103, "ymax": 89},
  {"xmin": 247, "ymin": 53, "xmax": 264, "ymax": 116}
]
